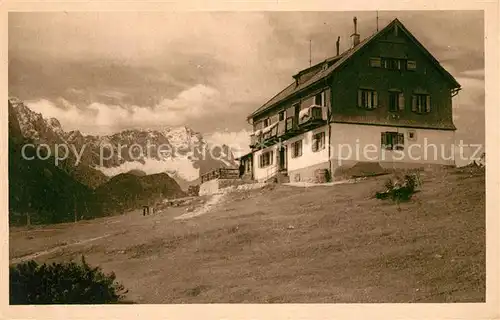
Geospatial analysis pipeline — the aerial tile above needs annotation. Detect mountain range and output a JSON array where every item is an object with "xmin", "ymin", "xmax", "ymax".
[
  {"xmin": 9, "ymin": 97, "xmax": 237, "ymax": 190},
  {"xmin": 8, "ymin": 97, "xmax": 239, "ymax": 225}
]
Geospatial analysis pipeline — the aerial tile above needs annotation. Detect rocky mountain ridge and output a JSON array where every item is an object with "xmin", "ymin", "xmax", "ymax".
[{"xmin": 9, "ymin": 97, "xmax": 237, "ymax": 189}]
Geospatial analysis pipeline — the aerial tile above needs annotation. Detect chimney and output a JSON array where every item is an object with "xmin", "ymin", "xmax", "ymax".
[
  {"xmin": 336, "ymin": 36, "xmax": 340, "ymax": 55},
  {"xmin": 350, "ymin": 16, "xmax": 360, "ymax": 48}
]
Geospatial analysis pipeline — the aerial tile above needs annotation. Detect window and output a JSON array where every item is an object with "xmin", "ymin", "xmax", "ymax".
[
  {"xmin": 381, "ymin": 58, "xmax": 405, "ymax": 70},
  {"xmin": 259, "ymin": 150, "xmax": 274, "ymax": 168},
  {"xmin": 389, "ymin": 91, "xmax": 405, "ymax": 112},
  {"xmin": 381, "ymin": 132, "xmax": 405, "ymax": 151},
  {"xmin": 291, "ymin": 140, "xmax": 303, "ymax": 158},
  {"xmin": 312, "ymin": 132, "xmax": 326, "ymax": 152},
  {"xmin": 408, "ymin": 130, "xmax": 417, "ymax": 141},
  {"xmin": 279, "ymin": 111, "xmax": 285, "ymax": 121},
  {"xmin": 358, "ymin": 89, "xmax": 378, "ymax": 109},
  {"xmin": 263, "ymin": 118, "xmax": 270, "ymax": 127},
  {"xmin": 314, "ymin": 92, "xmax": 325, "ymax": 106},
  {"xmin": 412, "ymin": 94, "xmax": 431, "ymax": 113},
  {"xmin": 294, "ymin": 103, "xmax": 300, "ymax": 117},
  {"xmin": 407, "ymin": 60, "xmax": 417, "ymax": 70},
  {"xmin": 369, "ymin": 57, "xmax": 382, "ymax": 68}
]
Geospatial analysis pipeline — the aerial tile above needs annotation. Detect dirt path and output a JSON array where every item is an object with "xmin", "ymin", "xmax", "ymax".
[
  {"xmin": 174, "ymin": 193, "xmax": 226, "ymax": 220},
  {"xmin": 10, "ymin": 234, "xmax": 113, "ymax": 264}
]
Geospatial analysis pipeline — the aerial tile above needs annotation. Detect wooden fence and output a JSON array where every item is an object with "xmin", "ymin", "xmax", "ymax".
[{"xmin": 200, "ymin": 168, "xmax": 240, "ymax": 183}]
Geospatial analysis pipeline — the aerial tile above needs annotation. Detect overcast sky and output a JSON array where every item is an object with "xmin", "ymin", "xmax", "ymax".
[{"xmin": 8, "ymin": 11, "xmax": 484, "ymax": 153}]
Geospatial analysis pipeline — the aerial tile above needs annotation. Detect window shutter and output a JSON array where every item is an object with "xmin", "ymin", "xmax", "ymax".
[
  {"xmin": 426, "ymin": 96, "xmax": 431, "ymax": 113},
  {"xmin": 407, "ymin": 60, "xmax": 417, "ymax": 70},
  {"xmin": 398, "ymin": 93, "xmax": 405, "ymax": 111},
  {"xmin": 274, "ymin": 114, "xmax": 280, "ymax": 123},
  {"xmin": 411, "ymin": 95, "xmax": 417, "ymax": 112},
  {"xmin": 312, "ymin": 139, "xmax": 318, "ymax": 152},
  {"xmin": 357, "ymin": 90, "xmax": 362, "ymax": 107},
  {"xmin": 370, "ymin": 57, "xmax": 381, "ymax": 67},
  {"xmin": 373, "ymin": 91, "xmax": 378, "ymax": 108},
  {"xmin": 381, "ymin": 132, "xmax": 386, "ymax": 148}
]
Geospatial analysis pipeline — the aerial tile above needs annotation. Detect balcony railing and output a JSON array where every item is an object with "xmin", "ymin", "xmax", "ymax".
[
  {"xmin": 298, "ymin": 106, "xmax": 325, "ymax": 127},
  {"xmin": 250, "ymin": 106, "xmax": 326, "ymax": 150},
  {"xmin": 200, "ymin": 168, "xmax": 240, "ymax": 183}
]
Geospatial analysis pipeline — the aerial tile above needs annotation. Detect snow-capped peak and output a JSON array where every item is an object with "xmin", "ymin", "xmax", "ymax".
[{"xmin": 9, "ymin": 96, "xmax": 237, "ymax": 185}]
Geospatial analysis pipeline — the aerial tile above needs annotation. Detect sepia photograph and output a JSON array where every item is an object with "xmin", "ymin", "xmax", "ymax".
[{"xmin": 2, "ymin": 4, "xmax": 498, "ymax": 318}]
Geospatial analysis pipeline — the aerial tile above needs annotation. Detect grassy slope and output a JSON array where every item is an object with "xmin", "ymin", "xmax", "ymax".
[{"xmin": 9, "ymin": 166, "xmax": 485, "ymax": 303}]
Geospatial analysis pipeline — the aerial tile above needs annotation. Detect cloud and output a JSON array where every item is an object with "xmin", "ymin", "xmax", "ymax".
[
  {"xmin": 10, "ymin": 11, "xmax": 484, "ymax": 147},
  {"xmin": 454, "ymin": 75, "xmax": 485, "ymax": 110},
  {"xmin": 25, "ymin": 84, "xmax": 231, "ymax": 135},
  {"xmin": 205, "ymin": 129, "xmax": 252, "ymax": 158}
]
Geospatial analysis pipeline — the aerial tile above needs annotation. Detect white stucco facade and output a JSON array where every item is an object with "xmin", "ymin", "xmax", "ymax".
[
  {"xmin": 251, "ymin": 123, "xmax": 455, "ymax": 182},
  {"xmin": 329, "ymin": 123, "xmax": 456, "ymax": 168},
  {"xmin": 252, "ymin": 144, "xmax": 279, "ymax": 182},
  {"xmin": 285, "ymin": 125, "xmax": 330, "ymax": 173}
]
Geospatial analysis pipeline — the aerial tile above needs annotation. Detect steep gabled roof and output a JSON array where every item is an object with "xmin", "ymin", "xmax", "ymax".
[{"xmin": 248, "ymin": 18, "xmax": 461, "ymax": 120}]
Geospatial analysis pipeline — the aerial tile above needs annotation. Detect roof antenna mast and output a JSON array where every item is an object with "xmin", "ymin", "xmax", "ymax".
[
  {"xmin": 309, "ymin": 39, "xmax": 312, "ymax": 67},
  {"xmin": 376, "ymin": 11, "xmax": 379, "ymax": 32}
]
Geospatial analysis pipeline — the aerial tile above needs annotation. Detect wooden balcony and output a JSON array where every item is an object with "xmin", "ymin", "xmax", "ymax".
[
  {"xmin": 298, "ymin": 106, "xmax": 326, "ymax": 128},
  {"xmin": 250, "ymin": 133, "xmax": 261, "ymax": 148},
  {"xmin": 250, "ymin": 107, "xmax": 326, "ymax": 151}
]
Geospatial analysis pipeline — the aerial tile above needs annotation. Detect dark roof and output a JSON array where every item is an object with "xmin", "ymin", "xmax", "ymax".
[
  {"xmin": 248, "ymin": 18, "xmax": 461, "ymax": 120},
  {"xmin": 234, "ymin": 151, "xmax": 253, "ymax": 161}
]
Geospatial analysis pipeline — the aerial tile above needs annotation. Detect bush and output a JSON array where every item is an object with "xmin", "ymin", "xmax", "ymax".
[
  {"xmin": 10, "ymin": 256, "xmax": 127, "ymax": 304},
  {"xmin": 376, "ymin": 173, "xmax": 420, "ymax": 208}
]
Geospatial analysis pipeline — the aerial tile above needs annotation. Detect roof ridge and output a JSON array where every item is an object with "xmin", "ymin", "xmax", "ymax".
[{"xmin": 248, "ymin": 17, "xmax": 459, "ymax": 119}]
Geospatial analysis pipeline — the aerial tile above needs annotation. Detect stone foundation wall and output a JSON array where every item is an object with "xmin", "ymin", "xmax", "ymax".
[
  {"xmin": 287, "ymin": 161, "xmax": 330, "ymax": 183},
  {"xmin": 199, "ymin": 178, "xmax": 248, "ymax": 196},
  {"xmin": 199, "ymin": 179, "xmax": 219, "ymax": 196}
]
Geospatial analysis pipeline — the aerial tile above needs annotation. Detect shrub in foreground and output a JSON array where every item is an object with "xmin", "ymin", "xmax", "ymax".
[
  {"xmin": 376, "ymin": 173, "xmax": 420, "ymax": 209},
  {"xmin": 10, "ymin": 256, "xmax": 127, "ymax": 304}
]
